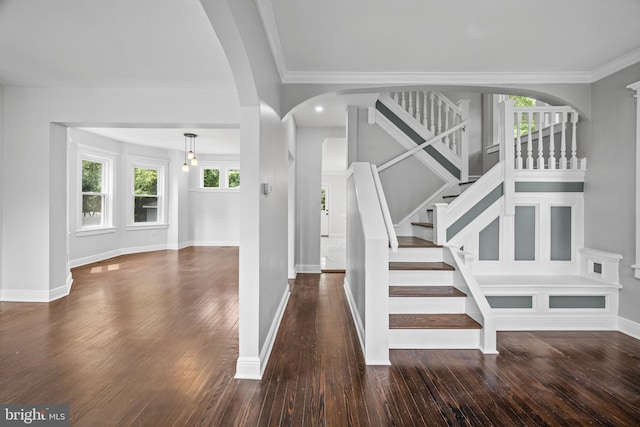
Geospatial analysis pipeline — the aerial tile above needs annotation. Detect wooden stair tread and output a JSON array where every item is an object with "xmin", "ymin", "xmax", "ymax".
[
  {"xmin": 411, "ymin": 222, "xmax": 433, "ymax": 228},
  {"xmin": 389, "ymin": 286, "xmax": 466, "ymax": 298},
  {"xmin": 389, "ymin": 262, "xmax": 454, "ymax": 271},
  {"xmin": 390, "ymin": 314, "xmax": 482, "ymax": 329},
  {"xmin": 396, "ymin": 236, "xmax": 441, "ymax": 248}
]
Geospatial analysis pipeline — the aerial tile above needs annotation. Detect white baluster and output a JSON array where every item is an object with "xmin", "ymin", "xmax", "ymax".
[
  {"xmin": 392, "ymin": 92, "xmax": 399, "ymax": 104},
  {"xmin": 570, "ymin": 112, "xmax": 579, "ymax": 169},
  {"xmin": 526, "ymin": 112, "xmax": 534, "ymax": 169},
  {"xmin": 408, "ymin": 91, "xmax": 414, "ymax": 117},
  {"xmin": 429, "ymin": 92, "xmax": 435, "ymax": 133},
  {"xmin": 437, "ymin": 97, "xmax": 443, "ymax": 135},
  {"xmin": 401, "ymin": 92, "xmax": 406, "ymax": 110},
  {"xmin": 559, "ymin": 111, "xmax": 568, "ymax": 169},
  {"xmin": 444, "ymin": 107, "xmax": 450, "ymax": 148},
  {"xmin": 423, "ymin": 92, "xmax": 428, "ymax": 125},
  {"xmin": 538, "ymin": 112, "xmax": 545, "ymax": 169},
  {"xmin": 416, "ymin": 92, "xmax": 422, "ymax": 123},
  {"xmin": 515, "ymin": 112, "xmax": 523, "ymax": 169},
  {"xmin": 452, "ymin": 115, "xmax": 458, "ymax": 154},
  {"xmin": 548, "ymin": 112, "xmax": 556, "ymax": 170}
]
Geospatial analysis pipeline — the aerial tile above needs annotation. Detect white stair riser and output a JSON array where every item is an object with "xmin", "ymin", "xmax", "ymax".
[
  {"xmin": 389, "ymin": 329, "xmax": 480, "ymax": 349},
  {"xmin": 412, "ymin": 226, "xmax": 433, "ymax": 241},
  {"xmin": 389, "ymin": 297, "xmax": 466, "ymax": 314},
  {"xmin": 389, "ymin": 270, "xmax": 453, "ymax": 285},
  {"xmin": 389, "ymin": 248, "xmax": 443, "ymax": 262}
]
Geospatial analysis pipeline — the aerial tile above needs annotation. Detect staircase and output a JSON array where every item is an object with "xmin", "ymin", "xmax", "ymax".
[{"xmin": 388, "ymin": 236, "xmax": 482, "ymax": 349}]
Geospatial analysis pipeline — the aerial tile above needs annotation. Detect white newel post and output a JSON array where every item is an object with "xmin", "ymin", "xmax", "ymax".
[
  {"xmin": 458, "ymin": 99, "xmax": 470, "ymax": 183},
  {"xmin": 433, "ymin": 203, "xmax": 448, "ymax": 245},
  {"xmin": 502, "ymin": 99, "xmax": 515, "ymax": 216},
  {"xmin": 628, "ymin": 81, "xmax": 640, "ymax": 279}
]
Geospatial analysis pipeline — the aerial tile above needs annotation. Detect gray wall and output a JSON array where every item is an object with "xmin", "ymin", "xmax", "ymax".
[
  {"xmin": 295, "ymin": 126, "xmax": 345, "ymax": 270},
  {"xmin": 258, "ymin": 104, "xmax": 290, "ymax": 349},
  {"xmin": 0, "ymin": 86, "xmax": 3, "ymax": 292},
  {"xmin": 581, "ymin": 62, "xmax": 640, "ymax": 323},
  {"xmin": 354, "ymin": 108, "xmax": 446, "ymax": 223}
]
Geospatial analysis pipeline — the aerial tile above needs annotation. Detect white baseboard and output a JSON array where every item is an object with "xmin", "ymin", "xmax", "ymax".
[
  {"xmin": 494, "ymin": 316, "xmax": 618, "ymax": 331},
  {"xmin": 234, "ymin": 357, "xmax": 262, "ymax": 380},
  {"xmin": 191, "ymin": 240, "xmax": 239, "ymax": 247},
  {"xmin": 288, "ymin": 268, "xmax": 297, "ymax": 279},
  {"xmin": 70, "ymin": 241, "xmax": 238, "ymax": 268},
  {"xmin": 295, "ymin": 264, "xmax": 321, "ymax": 274},
  {"xmin": 343, "ymin": 278, "xmax": 365, "ymax": 354},
  {"xmin": 619, "ymin": 317, "xmax": 640, "ymax": 340},
  {"xmin": 235, "ymin": 283, "xmax": 291, "ymax": 380},
  {"xmin": 1, "ymin": 272, "xmax": 74, "ymax": 302}
]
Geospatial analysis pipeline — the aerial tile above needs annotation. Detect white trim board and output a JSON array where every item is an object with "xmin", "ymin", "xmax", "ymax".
[
  {"xmin": 619, "ymin": 317, "xmax": 640, "ymax": 340},
  {"xmin": 343, "ymin": 279, "xmax": 365, "ymax": 355},
  {"xmin": 295, "ymin": 264, "xmax": 321, "ymax": 274},
  {"xmin": 235, "ymin": 284, "xmax": 291, "ymax": 380}
]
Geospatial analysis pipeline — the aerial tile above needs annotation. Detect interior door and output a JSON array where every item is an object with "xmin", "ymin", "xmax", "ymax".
[{"xmin": 321, "ymin": 185, "xmax": 329, "ymax": 237}]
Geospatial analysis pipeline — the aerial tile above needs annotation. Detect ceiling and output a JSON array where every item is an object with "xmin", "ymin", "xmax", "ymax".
[
  {"xmin": 263, "ymin": 0, "xmax": 640, "ymax": 82},
  {"xmin": 79, "ymin": 127, "xmax": 240, "ymax": 155},
  {"xmin": 1, "ymin": 0, "xmax": 639, "ymax": 146}
]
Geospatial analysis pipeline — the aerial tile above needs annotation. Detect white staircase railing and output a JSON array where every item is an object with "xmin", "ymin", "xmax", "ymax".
[
  {"xmin": 499, "ymin": 99, "xmax": 585, "ymax": 171},
  {"xmin": 371, "ymin": 165, "xmax": 398, "ymax": 251},
  {"xmin": 387, "ymin": 90, "xmax": 470, "ymax": 159}
]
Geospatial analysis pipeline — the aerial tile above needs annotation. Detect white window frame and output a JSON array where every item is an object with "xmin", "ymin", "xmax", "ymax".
[
  {"xmin": 76, "ymin": 145, "xmax": 117, "ymax": 236},
  {"xmin": 196, "ymin": 161, "xmax": 240, "ymax": 192},
  {"xmin": 126, "ymin": 156, "xmax": 169, "ymax": 230}
]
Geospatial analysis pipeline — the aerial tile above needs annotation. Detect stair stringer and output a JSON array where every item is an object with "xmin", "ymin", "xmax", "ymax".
[{"xmin": 374, "ymin": 99, "xmax": 461, "ymax": 184}]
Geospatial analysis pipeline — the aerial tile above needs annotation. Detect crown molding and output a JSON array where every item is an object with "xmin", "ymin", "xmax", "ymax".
[
  {"xmin": 257, "ymin": 1, "xmax": 639, "ymax": 86},
  {"xmin": 255, "ymin": 0, "xmax": 287, "ymax": 82},
  {"xmin": 281, "ymin": 71, "xmax": 595, "ymax": 85},
  {"xmin": 591, "ymin": 48, "xmax": 640, "ymax": 83}
]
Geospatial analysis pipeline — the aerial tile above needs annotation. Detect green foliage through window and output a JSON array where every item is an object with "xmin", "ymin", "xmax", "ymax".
[
  {"xmin": 510, "ymin": 95, "xmax": 537, "ymax": 137},
  {"xmin": 82, "ymin": 160, "xmax": 102, "ymax": 193},
  {"xmin": 228, "ymin": 169, "xmax": 240, "ymax": 188},
  {"xmin": 134, "ymin": 168, "xmax": 158, "ymax": 195},
  {"xmin": 204, "ymin": 169, "xmax": 220, "ymax": 188}
]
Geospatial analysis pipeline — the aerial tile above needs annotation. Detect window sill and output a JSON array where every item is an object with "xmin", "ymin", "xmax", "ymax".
[
  {"xmin": 126, "ymin": 223, "xmax": 169, "ymax": 231},
  {"xmin": 76, "ymin": 227, "xmax": 117, "ymax": 237}
]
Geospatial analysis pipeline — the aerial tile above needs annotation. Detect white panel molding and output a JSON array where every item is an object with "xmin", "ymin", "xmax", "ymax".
[
  {"xmin": 343, "ymin": 278, "xmax": 365, "ymax": 355},
  {"xmin": 618, "ymin": 317, "xmax": 640, "ymax": 340},
  {"xmin": 1, "ymin": 289, "xmax": 51, "ymax": 303}
]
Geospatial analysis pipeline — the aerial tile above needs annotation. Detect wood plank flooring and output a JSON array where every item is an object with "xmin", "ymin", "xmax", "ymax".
[{"xmin": 1, "ymin": 247, "xmax": 640, "ymax": 426}]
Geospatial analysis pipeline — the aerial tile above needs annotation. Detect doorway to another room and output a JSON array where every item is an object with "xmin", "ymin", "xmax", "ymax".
[{"xmin": 320, "ymin": 138, "xmax": 347, "ymax": 272}]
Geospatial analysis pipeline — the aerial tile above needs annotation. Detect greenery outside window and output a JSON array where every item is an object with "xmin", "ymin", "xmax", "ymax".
[
  {"xmin": 127, "ymin": 156, "xmax": 168, "ymax": 228},
  {"xmin": 199, "ymin": 163, "xmax": 240, "ymax": 191},
  {"xmin": 77, "ymin": 145, "xmax": 116, "ymax": 234}
]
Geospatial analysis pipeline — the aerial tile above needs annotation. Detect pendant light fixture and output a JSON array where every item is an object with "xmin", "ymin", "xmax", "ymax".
[{"xmin": 182, "ymin": 133, "xmax": 198, "ymax": 172}]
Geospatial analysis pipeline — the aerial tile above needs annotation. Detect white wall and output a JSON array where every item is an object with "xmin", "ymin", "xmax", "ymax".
[
  {"xmin": 0, "ymin": 86, "xmax": 4, "ymax": 292},
  {"xmin": 295, "ymin": 127, "xmax": 345, "ymax": 272},
  {"xmin": 1, "ymin": 86, "xmax": 238, "ymax": 301},
  {"xmin": 188, "ymin": 154, "xmax": 241, "ymax": 246},
  {"xmin": 581, "ymin": 62, "xmax": 640, "ymax": 324}
]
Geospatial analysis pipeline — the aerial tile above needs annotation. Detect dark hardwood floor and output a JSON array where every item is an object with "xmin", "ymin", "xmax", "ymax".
[{"xmin": 1, "ymin": 247, "xmax": 639, "ymax": 426}]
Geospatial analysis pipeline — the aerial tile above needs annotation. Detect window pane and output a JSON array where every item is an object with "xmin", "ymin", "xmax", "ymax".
[
  {"xmin": 228, "ymin": 169, "xmax": 240, "ymax": 188},
  {"xmin": 82, "ymin": 160, "xmax": 102, "ymax": 193},
  {"xmin": 134, "ymin": 168, "xmax": 158, "ymax": 195},
  {"xmin": 134, "ymin": 196, "xmax": 158, "ymax": 223},
  {"xmin": 203, "ymin": 169, "xmax": 220, "ymax": 188},
  {"xmin": 82, "ymin": 194, "xmax": 103, "ymax": 227}
]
